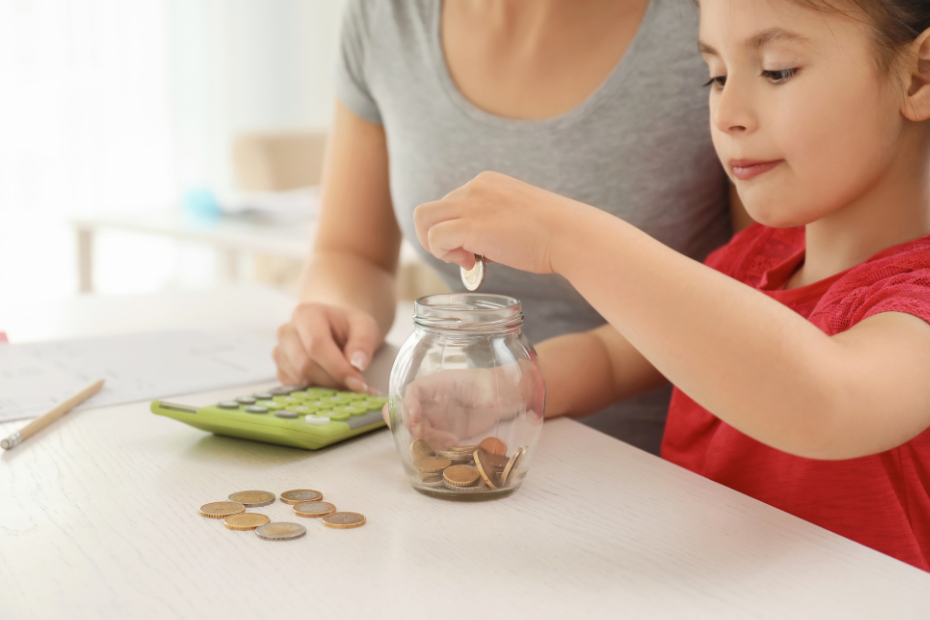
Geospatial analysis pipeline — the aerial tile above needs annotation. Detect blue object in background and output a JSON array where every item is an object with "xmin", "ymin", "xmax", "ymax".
[{"xmin": 182, "ymin": 186, "xmax": 221, "ymax": 219}]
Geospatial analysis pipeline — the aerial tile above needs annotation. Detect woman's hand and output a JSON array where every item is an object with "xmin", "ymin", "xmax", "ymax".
[
  {"xmin": 413, "ymin": 171, "xmax": 586, "ymax": 274},
  {"xmin": 273, "ymin": 303, "xmax": 381, "ymax": 394}
]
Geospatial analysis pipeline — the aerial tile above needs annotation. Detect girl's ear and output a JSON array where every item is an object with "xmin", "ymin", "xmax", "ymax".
[{"xmin": 902, "ymin": 28, "xmax": 930, "ymax": 122}]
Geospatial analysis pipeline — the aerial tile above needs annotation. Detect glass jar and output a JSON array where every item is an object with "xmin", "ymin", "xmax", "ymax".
[{"xmin": 388, "ymin": 294, "xmax": 545, "ymax": 501}]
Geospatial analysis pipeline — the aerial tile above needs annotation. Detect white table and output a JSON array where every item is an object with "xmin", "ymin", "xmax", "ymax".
[{"xmin": 2, "ymin": 288, "xmax": 929, "ymax": 619}]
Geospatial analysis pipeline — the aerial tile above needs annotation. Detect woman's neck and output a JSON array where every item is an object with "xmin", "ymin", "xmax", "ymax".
[{"xmin": 790, "ymin": 132, "xmax": 930, "ymax": 289}]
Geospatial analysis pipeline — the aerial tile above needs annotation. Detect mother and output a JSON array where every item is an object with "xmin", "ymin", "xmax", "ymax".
[{"xmin": 273, "ymin": 0, "xmax": 748, "ymax": 454}]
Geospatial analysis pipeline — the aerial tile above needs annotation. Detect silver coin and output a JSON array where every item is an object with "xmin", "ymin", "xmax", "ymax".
[
  {"xmin": 255, "ymin": 522, "xmax": 307, "ymax": 541},
  {"xmin": 280, "ymin": 489, "xmax": 323, "ymax": 504},
  {"xmin": 460, "ymin": 254, "xmax": 485, "ymax": 291}
]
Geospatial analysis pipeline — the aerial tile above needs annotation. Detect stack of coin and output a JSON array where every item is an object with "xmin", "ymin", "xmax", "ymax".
[
  {"xmin": 409, "ymin": 438, "xmax": 527, "ymax": 494},
  {"xmin": 198, "ymin": 487, "xmax": 366, "ymax": 540}
]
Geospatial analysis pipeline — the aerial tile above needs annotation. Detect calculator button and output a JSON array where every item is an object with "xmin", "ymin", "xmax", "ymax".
[
  {"xmin": 343, "ymin": 405, "xmax": 368, "ymax": 416},
  {"xmin": 269, "ymin": 384, "xmax": 308, "ymax": 396},
  {"xmin": 253, "ymin": 392, "xmax": 274, "ymax": 400},
  {"xmin": 275, "ymin": 410, "xmax": 299, "ymax": 419},
  {"xmin": 244, "ymin": 405, "xmax": 269, "ymax": 414},
  {"xmin": 303, "ymin": 415, "xmax": 330, "ymax": 425},
  {"xmin": 326, "ymin": 410, "xmax": 351, "ymax": 421},
  {"xmin": 236, "ymin": 396, "xmax": 257, "ymax": 405},
  {"xmin": 294, "ymin": 406, "xmax": 318, "ymax": 415},
  {"xmin": 257, "ymin": 400, "xmax": 284, "ymax": 410},
  {"xmin": 218, "ymin": 401, "xmax": 240, "ymax": 409}
]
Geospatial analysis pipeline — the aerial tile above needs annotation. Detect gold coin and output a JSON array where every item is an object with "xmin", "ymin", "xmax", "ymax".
[
  {"xmin": 414, "ymin": 457, "xmax": 452, "ymax": 473},
  {"xmin": 410, "ymin": 439, "xmax": 434, "ymax": 460},
  {"xmin": 280, "ymin": 489, "xmax": 323, "ymax": 504},
  {"xmin": 449, "ymin": 445, "xmax": 478, "ymax": 453},
  {"xmin": 418, "ymin": 474, "xmax": 445, "ymax": 487},
  {"xmin": 500, "ymin": 447, "xmax": 525, "ymax": 485},
  {"xmin": 473, "ymin": 450, "xmax": 500, "ymax": 489},
  {"xmin": 322, "ymin": 512, "xmax": 366, "ymax": 529},
  {"xmin": 435, "ymin": 450, "xmax": 474, "ymax": 462},
  {"xmin": 227, "ymin": 490, "xmax": 275, "ymax": 507},
  {"xmin": 223, "ymin": 513, "xmax": 270, "ymax": 530},
  {"xmin": 255, "ymin": 522, "xmax": 307, "ymax": 540},
  {"xmin": 199, "ymin": 501, "xmax": 245, "ymax": 518},
  {"xmin": 293, "ymin": 501, "xmax": 337, "ymax": 518},
  {"xmin": 443, "ymin": 479, "xmax": 488, "ymax": 493},
  {"xmin": 443, "ymin": 465, "xmax": 480, "ymax": 487},
  {"xmin": 478, "ymin": 437, "xmax": 507, "ymax": 456}
]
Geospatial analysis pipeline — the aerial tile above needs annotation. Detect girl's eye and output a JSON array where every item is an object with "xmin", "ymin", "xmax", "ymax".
[
  {"xmin": 761, "ymin": 68, "xmax": 798, "ymax": 84},
  {"xmin": 702, "ymin": 76, "xmax": 726, "ymax": 90}
]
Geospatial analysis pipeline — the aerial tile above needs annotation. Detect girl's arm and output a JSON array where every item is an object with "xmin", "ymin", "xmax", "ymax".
[
  {"xmin": 414, "ymin": 172, "xmax": 930, "ymax": 459},
  {"xmin": 537, "ymin": 325, "xmax": 668, "ymax": 420}
]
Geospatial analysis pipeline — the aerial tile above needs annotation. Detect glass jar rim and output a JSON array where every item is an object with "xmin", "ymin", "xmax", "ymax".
[{"xmin": 413, "ymin": 294, "xmax": 523, "ymax": 332}]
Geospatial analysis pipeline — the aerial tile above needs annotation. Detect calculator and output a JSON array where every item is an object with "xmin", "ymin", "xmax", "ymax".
[{"xmin": 150, "ymin": 385, "xmax": 388, "ymax": 450}]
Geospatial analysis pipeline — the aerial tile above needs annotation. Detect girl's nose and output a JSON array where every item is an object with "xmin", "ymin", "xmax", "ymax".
[{"xmin": 712, "ymin": 79, "xmax": 758, "ymax": 136}]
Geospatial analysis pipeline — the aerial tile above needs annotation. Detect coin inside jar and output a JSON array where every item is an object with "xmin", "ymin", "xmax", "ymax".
[
  {"xmin": 293, "ymin": 501, "xmax": 337, "ymax": 518},
  {"xmin": 227, "ymin": 490, "xmax": 275, "ymax": 507},
  {"xmin": 280, "ymin": 489, "xmax": 323, "ymax": 504},
  {"xmin": 322, "ymin": 512, "xmax": 366, "ymax": 529},
  {"xmin": 224, "ymin": 513, "xmax": 271, "ymax": 530},
  {"xmin": 473, "ymin": 450, "xmax": 500, "ymax": 489},
  {"xmin": 410, "ymin": 438, "xmax": 434, "ymax": 460},
  {"xmin": 443, "ymin": 465, "xmax": 480, "ymax": 487},
  {"xmin": 460, "ymin": 254, "xmax": 485, "ymax": 291},
  {"xmin": 477, "ymin": 437, "xmax": 507, "ymax": 456},
  {"xmin": 199, "ymin": 501, "xmax": 246, "ymax": 518},
  {"xmin": 500, "ymin": 447, "xmax": 526, "ymax": 484},
  {"xmin": 414, "ymin": 457, "xmax": 452, "ymax": 473}
]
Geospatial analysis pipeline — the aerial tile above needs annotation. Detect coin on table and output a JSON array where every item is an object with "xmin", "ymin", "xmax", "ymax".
[
  {"xmin": 460, "ymin": 254, "xmax": 486, "ymax": 291},
  {"xmin": 414, "ymin": 457, "xmax": 452, "ymax": 473},
  {"xmin": 224, "ymin": 513, "xmax": 271, "ymax": 531},
  {"xmin": 443, "ymin": 465, "xmax": 480, "ymax": 487},
  {"xmin": 478, "ymin": 436, "xmax": 507, "ymax": 456},
  {"xmin": 293, "ymin": 501, "xmax": 337, "ymax": 518},
  {"xmin": 500, "ymin": 447, "xmax": 526, "ymax": 484},
  {"xmin": 227, "ymin": 490, "xmax": 275, "ymax": 507},
  {"xmin": 280, "ymin": 489, "xmax": 323, "ymax": 504},
  {"xmin": 473, "ymin": 450, "xmax": 500, "ymax": 489},
  {"xmin": 322, "ymin": 512, "xmax": 366, "ymax": 529},
  {"xmin": 410, "ymin": 438, "xmax": 434, "ymax": 460},
  {"xmin": 199, "ymin": 501, "xmax": 246, "ymax": 519},
  {"xmin": 255, "ymin": 522, "xmax": 307, "ymax": 541}
]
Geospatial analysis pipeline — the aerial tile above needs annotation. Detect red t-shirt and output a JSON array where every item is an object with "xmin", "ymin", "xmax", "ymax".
[{"xmin": 661, "ymin": 224, "xmax": 930, "ymax": 571}]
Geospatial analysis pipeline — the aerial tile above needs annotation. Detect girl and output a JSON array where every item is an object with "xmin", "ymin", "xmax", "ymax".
[{"xmin": 411, "ymin": 0, "xmax": 930, "ymax": 571}]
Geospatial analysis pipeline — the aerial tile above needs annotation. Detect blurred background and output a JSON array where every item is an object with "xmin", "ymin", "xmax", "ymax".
[{"xmin": 1, "ymin": 0, "xmax": 438, "ymax": 315}]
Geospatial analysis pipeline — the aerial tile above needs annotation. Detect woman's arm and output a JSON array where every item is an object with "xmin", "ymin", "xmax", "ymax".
[
  {"xmin": 414, "ymin": 172, "xmax": 930, "ymax": 459},
  {"xmin": 273, "ymin": 101, "xmax": 400, "ymax": 388},
  {"xmin": 299, "ymin": 100, "xmax": 402, "ymax": 338}
]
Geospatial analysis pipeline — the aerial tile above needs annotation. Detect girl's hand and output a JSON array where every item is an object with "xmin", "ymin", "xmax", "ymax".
[
  {"xmin": 413, "ymin": 171, "xmax": 585, "ymax": 274},
  {"xmin": 389, "ymin": 364, "xmax": 543, "ymax": 450}
]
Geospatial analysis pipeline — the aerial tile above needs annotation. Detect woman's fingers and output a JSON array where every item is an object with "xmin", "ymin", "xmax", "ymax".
[
  {"xmin": 343, "ymin": 311, "xmax": 381, "ymax": 373},
  {"xmin": 292, "ymin": 305, "xmax": 364, "ymax": 387}
]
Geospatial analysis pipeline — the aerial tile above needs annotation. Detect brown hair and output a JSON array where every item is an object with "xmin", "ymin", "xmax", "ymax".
[{"xmin": 792, "ymin": 0, "xmax": 930, "ymax": 70}]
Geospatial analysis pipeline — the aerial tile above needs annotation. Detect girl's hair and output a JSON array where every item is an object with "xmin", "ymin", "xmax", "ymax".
[{"xmin": 795, "ymin": 0, "xmax": 930, "ymax": 70}]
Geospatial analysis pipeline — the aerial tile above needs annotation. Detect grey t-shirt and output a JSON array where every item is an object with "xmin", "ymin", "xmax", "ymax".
[{"xmin": 335, "ymin": 0, "xmax": 731, "ymax": 455}]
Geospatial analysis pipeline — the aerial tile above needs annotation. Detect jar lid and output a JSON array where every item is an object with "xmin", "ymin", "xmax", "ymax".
[{"xmin": 413, "ymin": 294, "xmax": 523, "ymax": 332}]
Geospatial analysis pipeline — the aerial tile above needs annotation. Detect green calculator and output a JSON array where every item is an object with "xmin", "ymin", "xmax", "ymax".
[{"xmin": 150, "ymin": 385, "xmax": 388, "ymax": 450}]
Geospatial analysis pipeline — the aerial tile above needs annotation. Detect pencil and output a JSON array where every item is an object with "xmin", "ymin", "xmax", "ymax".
[{"xmin": 1, "ymin": 379, "xmax": 105, "ymax": 450}]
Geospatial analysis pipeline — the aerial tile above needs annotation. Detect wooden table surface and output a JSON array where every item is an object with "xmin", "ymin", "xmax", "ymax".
[{"xmin": 2, "ymin": 289, "xmax": 929, "ymax": 619}]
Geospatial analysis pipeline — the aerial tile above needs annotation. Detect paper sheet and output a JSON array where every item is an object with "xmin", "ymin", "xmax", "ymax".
[{"xmin": 0, "ymin": 330, "xmax": 278, "ymax": 422}]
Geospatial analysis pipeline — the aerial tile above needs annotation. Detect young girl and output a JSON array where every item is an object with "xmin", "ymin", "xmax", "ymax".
[{"xmin": 411, "ymin": 0, "xmax": 930, "ymax": 571}]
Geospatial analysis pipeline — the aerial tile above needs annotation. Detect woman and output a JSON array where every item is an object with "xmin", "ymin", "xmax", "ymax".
[{"xmin": 273, "ymin": 0, "xmax": 748, "ymax": 454}]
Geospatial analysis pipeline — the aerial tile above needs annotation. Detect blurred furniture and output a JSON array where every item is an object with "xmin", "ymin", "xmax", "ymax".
[{"xmin": 70, "ymin": 130, "xmax": 449, "ymax": 298}]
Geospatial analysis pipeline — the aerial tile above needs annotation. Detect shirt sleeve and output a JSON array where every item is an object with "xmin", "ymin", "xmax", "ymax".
[
  {"xmin": 858, "ymin": 269, "xmax": 930, "ymax": 326},
  {"xmin": 333, "ymin": 0, "xmax": 383, "ymax": 125}
]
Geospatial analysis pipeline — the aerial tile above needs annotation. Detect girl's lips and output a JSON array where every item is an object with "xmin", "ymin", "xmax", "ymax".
[{"xmin": 729, "ymin": 159, "xmax": 782, "ymax": 181}]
